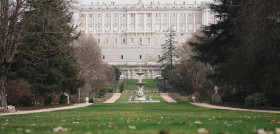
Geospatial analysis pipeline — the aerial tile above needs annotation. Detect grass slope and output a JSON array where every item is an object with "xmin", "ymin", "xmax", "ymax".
[
  {"xmin": 124, "ymin": 79, "xmax": 157, "ymax": 90},
  {"xmin": 1, "ymin": 103, "xmax": 279, "ymax": 134}
]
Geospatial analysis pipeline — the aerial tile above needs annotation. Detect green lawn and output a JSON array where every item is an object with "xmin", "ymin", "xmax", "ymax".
[
  {"xmin": 124, "ymin": 79, "xmax": 157, "ymax": 90},
  {"xmin": 0, "ymin": 103, "xmax": 279, "ymax": 134}
]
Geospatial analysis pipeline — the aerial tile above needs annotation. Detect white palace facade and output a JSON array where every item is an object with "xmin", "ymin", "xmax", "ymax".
[{"xmin": 73, "ymin": 0, "xmax": 215, "ymax": 79}]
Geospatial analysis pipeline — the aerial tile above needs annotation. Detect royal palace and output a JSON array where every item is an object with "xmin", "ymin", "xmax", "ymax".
[{"xmin": 73, "ymin": 0, "xmax": 215, "ymax": 79}]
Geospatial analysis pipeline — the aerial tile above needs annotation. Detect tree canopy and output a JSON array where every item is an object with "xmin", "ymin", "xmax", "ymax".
[{"xmin": 190, "ymin": 0, "xmax": 280, "ymax": 106}]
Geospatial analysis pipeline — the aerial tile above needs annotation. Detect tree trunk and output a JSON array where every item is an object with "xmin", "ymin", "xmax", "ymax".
[{"xmin": 0, "ymin": 65, "xmax": 10, "ymax": 106}]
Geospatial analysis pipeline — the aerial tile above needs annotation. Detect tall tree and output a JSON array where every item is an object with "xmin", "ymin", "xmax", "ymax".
[
  {"xmin": 2, "ymin": 0, "xmax": 83, "ymax": 106},
  {"xmin": 0, "ymin": 0, "xmax": 39, "ymax": 106},
  {"xmin": 158, "ymin": 27, "xmax": 177, "ymax": 70},
  {"xmin": 75, "ymin": 34, "xmax": 115, "ymax": 100},
  {"xmin": 190, "ymin": 0, "xmax": 280, "ymax": 105},
  {"xmin": 189, "ymin": 0, "xmax": 245, "ymax": 103}
]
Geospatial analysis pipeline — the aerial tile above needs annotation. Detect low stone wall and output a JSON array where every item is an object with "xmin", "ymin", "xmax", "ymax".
[{"xmin": 122, "ymin": 89, "xmax": 159, "ymax": 93}]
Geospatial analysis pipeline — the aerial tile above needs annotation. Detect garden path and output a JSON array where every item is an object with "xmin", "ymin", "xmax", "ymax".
[
  {"xmin": 192, "ymin": 103, "xmax": 280, "ymax": 113},
  {"xmin": 104, "ymin": 93, "xmax": 121, "ymax": 103},
  {"xmin": 160, "ymin": 93, "xmax": 177, "ymax": 103},
  {"xmin": 0, "ymin": 103, "xmax": 92, "ymax": 116}
]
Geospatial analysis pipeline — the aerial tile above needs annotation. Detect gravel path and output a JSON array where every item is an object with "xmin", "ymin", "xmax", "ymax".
[
  {"xmin": 104, "ymin": 93, "xmax": 121, "ymax": 103},
  {"xmin": 0, "ymin": 103, "xmax": 92, "ymax": 116},
  {"xmin": 160, "ymin": 93, "xmax": 177, "ymax": 103},
  {"xmin": 192, "ymin": 103, "xmax": 280, "ymax": 114}
]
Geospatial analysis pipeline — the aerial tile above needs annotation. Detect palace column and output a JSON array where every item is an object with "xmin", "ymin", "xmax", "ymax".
[
  {"xmin": 160, "ymin": 13, "xmax": 163, "ymax": 32},
  {"xmin": 194, "ymin": 12, "xmax": 196, "ymax": 32},
  {"xmin": 102, "ymin": 13, "xmax": 105, "ymax": 33},
  {"xmin": 127, "ymin": 70, "xmax": 130, "ymax": 79},
  {"xmin": 152, "ymin": 13, "xmax": 155, "ymax": 31},
  {"xmin": 85, "ymin": 13, "xmax": 88, "ymax": 33},
  {"xmin": 93, "ymin": 13, "xmax": 96, "ymax": 33},
  {"xmin": 147, "ymin": 69, "xmax": 151, "ymax": 79},
  {"xmin": 143, "ymin": 13, "xmax": 146, "ymax": 31},
  {"xmin": 135, "ymin": 13, "xmax": 138, "ymax": 31},
  {"xmin": 176, "ymin": 13, "xmax": 179, "ymax": 32},
  {"xmin": 127, "ymin": 12, "xmax": 130, "ymax": 31},
  {"xmin": 185, "ymin": 13, "xmax": 188, "ymax": 32},
  {"xmin": 168, "ymin": 12, "xmax": 171, "ymax": 29},
  {"xmin": 110, "ymin": 13, "xmax": 113, "ymax": 33},
  {"xmin": 118, "ymin": 13, "xmax": 121, "ymax": 32}
]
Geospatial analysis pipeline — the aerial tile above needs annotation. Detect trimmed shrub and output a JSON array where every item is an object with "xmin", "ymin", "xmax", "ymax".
[{"xmin": 245, "ymin": 93, "xmax": 268, "ymax": 107}]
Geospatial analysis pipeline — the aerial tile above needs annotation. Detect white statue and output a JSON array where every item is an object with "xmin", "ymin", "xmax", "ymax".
[
  {"xmin": 64, "ymin": 92, "xmax": 70, "ymax": 104},
  {"xmin": 137, "ymin": 86, "xmax": 144, "ymax": 96},
  {"xmin": 214, "ymin": 86, "xmax": 219, "ymax": 93},
  {"xmin": 149, "ymin": 96, "xmax": 153, "ymax": 100},
  {"xmin": 128, "ymin": 96, "xmax": 132, "ymax": 101},
  {"xmin": 192, "ymin": 96, "xmax": 196, "ymax": 103}
]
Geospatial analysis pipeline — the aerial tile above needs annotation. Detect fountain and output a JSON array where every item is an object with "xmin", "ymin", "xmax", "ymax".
[
  {"xmin": 134, "ymin": 67, "xmax": 147, "ymax": 101},
  {"xmin": 120, "ymin": 67, "xmax": 160, "ymax": 103}
]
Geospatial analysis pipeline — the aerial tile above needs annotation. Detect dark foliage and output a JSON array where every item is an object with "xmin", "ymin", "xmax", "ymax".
[{"xmin": 190, "ymin": 0, "xmax": 280, "ymax": 106}]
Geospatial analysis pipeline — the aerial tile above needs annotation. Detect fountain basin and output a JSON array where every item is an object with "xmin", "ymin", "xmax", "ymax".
[
  {"xmin": 120, "ymin": 100, "xmax": 160, "ymax": 103},
  {"xmin": 134, "ymin": 82, "xmax": 147, "ymax": 86}
]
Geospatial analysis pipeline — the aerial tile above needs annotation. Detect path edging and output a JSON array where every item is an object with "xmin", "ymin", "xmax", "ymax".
[
  {"xmin": 0, "ymin": 103, "xmax": 92, "ymax": 116},
  {"xmin": 191, "ymin": 103, "xmax": 280, "ymax": 114}
]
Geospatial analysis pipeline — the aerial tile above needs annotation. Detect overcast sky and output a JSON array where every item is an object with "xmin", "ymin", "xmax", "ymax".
[{"xmin": 79, "ymin": 0, "xmax": 214, "ymax": 5}]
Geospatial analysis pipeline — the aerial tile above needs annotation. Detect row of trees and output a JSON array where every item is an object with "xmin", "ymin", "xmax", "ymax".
[{"xmin": 159, "ymin": 0, "xmax": 279, "ymax": 106}]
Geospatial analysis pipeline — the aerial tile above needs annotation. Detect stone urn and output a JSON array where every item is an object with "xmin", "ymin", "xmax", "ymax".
[
  {"xmin": 211, "ymin": 86, "xmax": 222, "ymax": 104},
  {"xmin": 85, "ymin": 97, "xmax": 89, "ymax": 103}
]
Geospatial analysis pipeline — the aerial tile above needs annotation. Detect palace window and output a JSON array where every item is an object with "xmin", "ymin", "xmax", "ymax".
[
  {"xmin": 188, "ymin": 24, "xmax": 193, "ymax": 31},
  {"xmin": 89, "ymin": 26, "xmax": 93, "ymax": 31},
  {"xmin": 148, "ymin": 38, "xmax": 151, "ymax": 44},
  {"xmin": 103, "ymin": 55, "xmax": 105, "ymax": 59},
  {"xmin": 98, "ymin": 38, "xmax": 101, "ymax": 44},
  {"xmin": 89, "ymin": 14, "xmax": 92, "ymax": 17},
  {"xmin": 115, "ymin": 38, "xmax": 118, "ymax": 44},
  {"xmin": 121, "ymin": 55, "xmax": 124, "ymax": 59},
  {"xmin": 123, "ymin": 38, "xmax": 126, "ymax": 43},
  {"xmin": 81, "ymin": 14, "xmax": 85, "ymax": 17},
  {"xmin": 147, "ymin": 13, "xmax": 151, "ymax": 17},
  {"xmin": 97, "ymin": 25, "xmax": 101, "ymax": 32},
  {"xmin": 98, "ymin": 14, "xmax": 101, "ymax": 17},
  {"xmin": 140, "ymin": 55, "xmax": 142, "ymax": 59},
  {"xmin": 139, "ymin": 38, "xmax": 142, "ymax": 45},
  {"xmin": 131, "ymin": 14, "xmax": 134, "ymax": 17},
  {"xmin": 123, "ymin": 14, "xmax": 126, "ymax": 17},
  {"xmin": 156, "ymin": 13, "xmax": 160, "ymax": 17}
]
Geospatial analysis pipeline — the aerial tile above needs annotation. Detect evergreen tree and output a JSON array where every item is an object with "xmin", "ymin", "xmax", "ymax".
[
  {"xmin": 8, "ymin": 0, "xmax": 84, "ymax": 105},
  {"xmin": 158, "ymin": 27, "xmax": 177, "ymax": 70},
  {"xmin": 190, "ymin": 0, "xmax": 280, "ymax": 106}
]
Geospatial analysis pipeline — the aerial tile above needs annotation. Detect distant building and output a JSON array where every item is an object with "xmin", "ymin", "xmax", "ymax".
[{"xmin": 73, "ymin": 0, "xmax": 215, "ymax": 79}]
